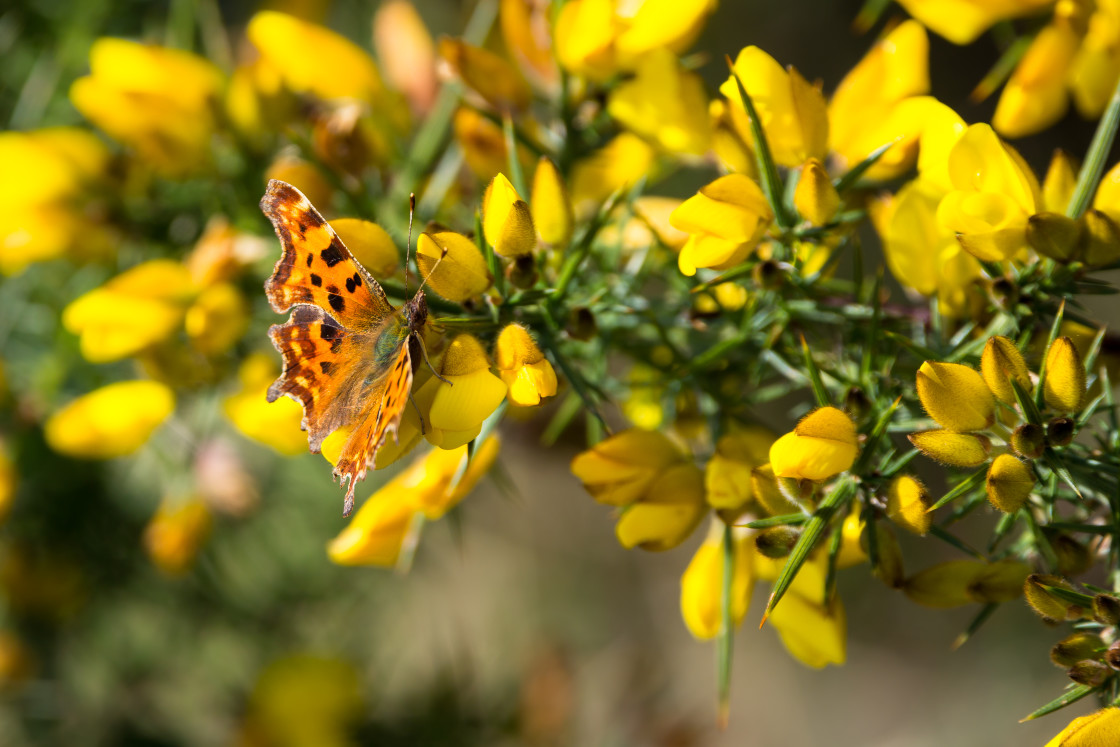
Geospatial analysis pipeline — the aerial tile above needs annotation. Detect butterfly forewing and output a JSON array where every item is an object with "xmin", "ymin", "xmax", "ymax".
[{"xmin": 261, "ymin": 179, "xmax": 392, "ymax": 329}]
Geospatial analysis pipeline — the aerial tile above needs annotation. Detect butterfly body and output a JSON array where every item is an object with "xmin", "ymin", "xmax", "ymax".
[{"xmin": 260, "ymin": 179, "xmax": 428, "ymax": 516}]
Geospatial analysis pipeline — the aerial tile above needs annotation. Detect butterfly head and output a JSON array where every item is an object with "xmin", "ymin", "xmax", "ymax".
[{"xmin": 403, "ymin": 289, "xmax": 428, "ymax": 333}]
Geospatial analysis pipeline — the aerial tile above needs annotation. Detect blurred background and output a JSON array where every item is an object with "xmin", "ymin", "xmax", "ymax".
[{"xmin": 0, "ymin": 0, "xmax": 1113, "ymax": 744}]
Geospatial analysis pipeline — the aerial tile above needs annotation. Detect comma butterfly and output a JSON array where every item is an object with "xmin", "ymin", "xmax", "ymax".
[{"xmin": 261, "ymin": 179, "xmax": 430, "ymax": 517}]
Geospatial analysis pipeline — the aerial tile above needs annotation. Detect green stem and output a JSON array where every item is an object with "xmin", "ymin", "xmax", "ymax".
[
  {"xmin": 717, "ymin": 522, "xmax": 735, "ymax": 729},
  {"xmin": 1067, "ymin": 74, "xmax": 1120, "ymax": 218}
]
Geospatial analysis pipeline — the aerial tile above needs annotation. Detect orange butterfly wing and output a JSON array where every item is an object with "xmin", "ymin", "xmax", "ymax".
[{"xmin": 262, "ymin": 179, "xmax": 421, "ymax": 517}]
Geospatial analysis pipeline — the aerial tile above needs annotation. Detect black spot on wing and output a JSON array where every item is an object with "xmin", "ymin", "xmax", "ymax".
[
  {"xmin": 306, "ymin": 254, "xmax": 314, "ymax": 268},
  {"xmin": 329, "ymin": 294, "xmax": 346, "ymax": 313},
  {"xmin": 321, "ymin": 242, "xmax": 345, "ymax": 267},
  {"xmin": 320, "ymin": 361, "xmax": 333, "ymax": 374},
  {"xmin": 310, "ymin": 273, "xmax": 322, "ymax": 287}
]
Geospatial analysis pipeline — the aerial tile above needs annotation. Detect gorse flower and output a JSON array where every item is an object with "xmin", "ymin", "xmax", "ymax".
[
  {"xmin": 769, "ymin": 407, "xmax": 859, "ymax": 482},
  {"xmin": 45, "ymin": 381, "xmax": 174, "ymax": 459},
  {"xmin": 494, "ymin": 324, "xmax": 557, "ymax": 407},
  {"xmin": 670, "ymin": 173, "xmax": 773, "ymax": 276}
]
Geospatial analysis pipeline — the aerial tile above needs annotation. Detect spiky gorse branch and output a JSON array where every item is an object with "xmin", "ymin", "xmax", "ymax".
[{"xmin": 8, "ymin": 0, "xmax": 1120, "ymax": 741}]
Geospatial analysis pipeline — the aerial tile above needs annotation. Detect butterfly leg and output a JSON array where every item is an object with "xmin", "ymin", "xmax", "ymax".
[
  {"xmin": 415, "ymin": 333, "xmax": 452, "ymax": 386},
  {"xmin": 409, "ymin": 391, "xmax": 428, "ymax": 435}
]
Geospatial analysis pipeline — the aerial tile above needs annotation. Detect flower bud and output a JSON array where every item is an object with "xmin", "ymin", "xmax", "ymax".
[
  {"xmin": 968, "ymin": 559, "xmax": 1031, "ymax": 603},
  {"xmin": 769, "ymin": 406, "xmax": 859, "ymax": 481},
  {"xmin": 311, "ymin": 101, "xmax": 381, "ymax": 177},
  {"xmin": 1043, "ymin": 149, "xmax": 1077, "ymax": 213},
  {"xmin": 843, "ymin": 387, "xmax": 871, "ymax": 421},
  {"xmin": 1093, "ymin": 594, "xmax": 1120, "ymax": 626},
  {"xmin": 904, "ymin": 559, "xmax": 988, "ymax": 608},
  {"xmin": 46, "ymin": 381, "xmax": 175, "ymax": 459},
  {"xmin": 507, "ymin": 253, "xmax": 538, "ymax": 288},
  {"xmin": 1054, "ymin": 534, "xmax": 1092, "ymax": 577},
  {"xmin": 755, "ymin": 526, "xmax": 801, "ymax": 559},
  {"xmin": 483, "ymin": 173, "xmax": 536, "ymax": 257},
  {"xmin": 1051, "ymin": 632, "xmax": 1104, "ymax": 667},
  {"xmin": 1047, "ymin": 417, "xmax": 1076, "ymax": 446},
  {"xmin": 908, "ymin": 429, "xmax": 991, "ymax": 467},
  {"xmin": 1067, "ymin": 660, "xmax": 1111, "ymax": 687},
  {"xmin": 866, "ymin": 523, "xmax": 905, "ymax": 588},
  {"xmin": 495, "ymin": 323, "xmax": 557, "ymax": 407},
  {"xmin": 752, "ymin": 259, "xmax": 785, "ymax": 290},
  {"xmin": 750, "ymin": 464, "xmax": 801, "ymax": 517},
  {"xmin": 1079, "ymin": 209, "xmax": 1120, "ymax": 266},
  {"xmin": 1024, "ymin": 573, "xmax": 1083, "ymax": 623},
  {"xmin": 531, "ymin": 157, "xmax": 573, "ymax": 247},
  {"xmin": 886, "ymin": 474, "xmax": 931, "ymax": 536},
  {"xmin": 417, "ymin": 230, "xmax": 492, "ymax": 302},
  {"xmin": 439, "ymin": 37, "xmax": 531, "ymax": 113},
  {"xmin": 1044, "ymin": 337, "xmax": 1086, "ymax": 413},
  {"xmin": 566, "ymin": 307, "xmax": 597, "ymax": 341},
  {"xmin": 980, "ymin": 336, "xmax": 1032, "ymax": 405},
  {"xmin": 1107, "ymin": 641, "xmax": 1120, "ymax": 671},
  {"xmin": 793, "ymin": 158, "xmax": 840, "ymax": 227},
  {"xmin": 916, "ymin": 361, "xmax": 995, "ymax": 432},
  {"xmin": 1010, "ymin": 423, "xmax": 1045, "ymax": 459},
  {"xmin": 986, "ymin": 454, "xmax": 1035, "ymax": 513},
  {"xmin": 332, "ymin": 218, "xmax": 399, "ymax": 279},
  {"xmin": 1026, "ymin": 212, "xmax": 1082, "ymax": 262}
]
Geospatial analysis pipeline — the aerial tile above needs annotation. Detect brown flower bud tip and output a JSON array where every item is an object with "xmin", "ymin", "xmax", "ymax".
[
  {"xmin": 1010, "ymin": 423, "xmax": 1046, "ymax": 459},
  {"xmin": 755, "ymin": 526, "xmax": 801, "ymax": 559},
  {"xmin": 987, "ymin": 276, "xmax": 1018, "ymax": 309},
  {"xmin": 1054, "ymin": 534, "xmax": 1093, "ymax": 577},
  {"xmin": 1047, "ymin": 417, "xmax": 1076, "ymax": 447},
  {"xmin": 1051, "ymin": 632, "xmax": 1105, "ymax": 668},
  {"xmin": 1093, "ymin": 594, "xmax": 1120, "ymax": 626},
  {"xmin": 752, "ymin": 259, "xmax": 784, "ymax": 290},
  {"xmin": 1106, "ymin": 641, "xmax": 1120, "ymax": 671},
  {"xmin": 507, "ymin": 253, "xmax": 538, "ymax": 289},
  {"xmin": 566, "ymin": 307, "xmax": 597, "ymax": 341},
  {"xmin": 1025, "ymin": 573, "xmax": 1082, "ymax": 623},
  {"xmin": 1067, "ymin": 659, "xmax": 1111, "ymax": 687},
  {"xmin": 844, "ymin": 386, "xmax": 871, "ymax": 421}
]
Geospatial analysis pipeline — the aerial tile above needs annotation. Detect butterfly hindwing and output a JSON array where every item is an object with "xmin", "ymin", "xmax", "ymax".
[
  {"xmin": 261, "ymin": 179, "xmax": 392, "ymax": 330},
  {"xmin": 334, "ymin": 341, "xmax": 414, "ymax": 516}
]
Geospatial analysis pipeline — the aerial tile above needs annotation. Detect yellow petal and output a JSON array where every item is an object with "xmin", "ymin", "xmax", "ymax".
[
  {"xmin": 483, "ymin": 173, "xmax": 537, "ymax": 257},
  {"xmin": 986, "ymin": 453, "xmax": 1035, "ymax": 513},
  {"xmin": 571, "ymin": 429, "xmax": 686, "ymax": 506},
  {"xmin": 903, "ymin": 559, "xmax": 988, "ymax": 608},
  {"xmin": 1044, "ymin": 337, "xmax": 1087, "ymax": 413},
  {"xmin": 916, "ymin": 361, "xmax": 994, "ymax": 432},
  {"xmin": 887, "ymin": 474, "xmax": 931, "ymax": 535},
  {"xmin": 980, "ymin": 336, "xmax": 1032, "ymax": 404},
  {"xmin": 45, "ymin": 381, "xmax": 174, "ymax": 459},
  {"xmin": 992, "ymin": 23, "xmax": 1078, "ymax": 139},
  {"xmin": 416, "ymin": 231, "xmax": 492, "ymax": 302},
  {"xmin": 614, "ymin": 464, "xmax": 705, "ymax": 551},
  {"xmin": 767, "ymin": 592, "xmax": 846, "ymax": 668},
  {"xmin": 530, "ymin": 157, "xmax": 574, "ymax": 246},
  {"xmin": 680, "ymin": 529, "xmax": 754, "ymax": 640},
  {"xmin": 1045, "ymin": 707, "xmax": 1120, "ymax": 747},
  {"xmin": 428, "ymin": 368, "xmax": 507, "ymax": 433},
  {"xmin": 439, "ymin": 37, "xmax": 531, "ymax": 113},
  {"xmin": 1044, "ymin": 150, "xmax": 1079, "ymax": 214},
  {"xmin": 895, "ymin": 0, "xmax": 1053, "ymax": 45},
  {"xmin": 908, "ymin": 429, "xmax": 991, "ymax": 467},
  {"xmin": 793, "ymin": 158, "xmax": 840, "ymax": 226},
  {"xmin": 331, "ymin": 219, "xmax": 399, "ymax": 278}
]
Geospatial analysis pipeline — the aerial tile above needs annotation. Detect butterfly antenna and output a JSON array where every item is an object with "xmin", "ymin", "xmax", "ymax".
[
  {"xmin": 404, "ymin": 193, "xmax": 416, "ymax": 296},
  {"xmin": 416, "ymin": 243, "xmax": 449, "ymax": 295}
]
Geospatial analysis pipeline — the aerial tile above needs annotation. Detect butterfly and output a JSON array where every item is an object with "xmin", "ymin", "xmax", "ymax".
[{"xmin": 261, "ymin": 179, "xmax": 430, "ymax": 517}]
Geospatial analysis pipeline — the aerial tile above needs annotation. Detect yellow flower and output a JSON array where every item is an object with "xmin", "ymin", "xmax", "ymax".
[
  {"xmin": 495, "ymin": 324, "xmax": 557, "ymax": 407},
  {"xmin": 454, "ymin": 106, "xmax": 529, "ymax": 182},
  {"xmin": 887, "ymin": 475, "xmax": 932, "ymax": 535},
  {"xmin": 769, "ymin": 406, "xmax": 859, "ymax": 481},
  {"xmin": 499, "ymin": 0, "xmax": 560, "ymax": 93},
  {"xmin": 224, "ymin": 353, "xmax": 308, "ymax": 455},
  {"xmin": 186, "ymin": 217, "xmax": 269, "ymax": 287},
  {"xmin": 614, "ymin": 462, "xmax": 705, "ymax": 551},
  {"xmin": 416, "ymin": 230, "xmax": 492, "ymax": 302},
  {"xmin": 247, "ymin": 11, "xmax": 383, "ymax": 103},
  {"xmin": 793, "ymin": 159, "xmax": 840, "ymax": 226},
  {"xmin": 904, "ymin": 559, "xmax": 1029, "ymax": 607},
  {"xmin": 908, "ymin": 429, "xmax": 992, "ymax": 467},
  {"xmin": 184, "ymin": 283, "xmax": 249, "ymax": 356},
  {"xmin": 705, "ymin": 426, "xmax": 776, "ymax": 512},
  {"xmin": 669, "ymin": 173, "xmax": 773, "ymax": 276},
  {"xmin": 607, "ymin": 48, "xmax": 711, "ymax": 156},
  {"xmin": 415, "ymin": 334, "xmax": 507, "ymax": 449},
  {"xmin": 993, "ymin": 22, "xmax": 1079, "ymax": 138},
  {"xmin": 569, "ymin": 133, "xmax": 657, "ymax": 216},
  {"xmin": 62, "ymin": 259, "xmax": 196, "ymax": 363},
  {"xmin": 1046, "ymin": 707, "xmax": 1120, "ymax": 747},
  {"xmin": 720, "ymin": 47, "xmax": 828, "ymax": 168},
  {"xmin": 143, "ymin": 497, "xmax": 212, "ymax": 575},
  {"xmin": 70, "ymin": 38, "xmax": 223, "ymax": 175},
  {"xmin": 916, "ymin": 361, "xmax": 995, "ymax": 432},
  {"xmin": 828, "ymin": 20, "xmax": 934, "ymax": 180},
  {"xmin": 531, "ymin": 157, "xmax": 574, "ymax": 247},
  {"xmin": 896, "ymin": 0, "xmax": 1054, "ymax": 45},
  {"xmin": 986, "ymin": 453, "xmax": 1035, "ymax": 513},
  {"xmin": 1069, "ymin": 2, "xmax": 1120, "ymax": 118},
  {"xmin": 440, "ymin": 38, "xmax": 531, "ymax": 113},
  {"xmin": 709, "ymin": 99, "xmax": 759, "ymax": 178},
  {"xmin": 980, "ymin": 336, "xmax": 1032, "ymax": 404},
  {"xmin": 0, "ymin": 127, "xmax": 113, "ymax": 275},
  {"xmin": 680, "ymin": 525, "xmax": 754, "ymax": 639},
  {"xmin": 756, "ymin": 552, "xmax": 846, "ymax": 667},
  {"xmin": 879, "ymin": 179, "xmax": 982, "ymax": 317},
  {"xmin": 571, "ymin": 428, "xmax": 688, "ymax": 506},
  {"xmin": 330, "ymin": 218, "xmax": 399, "ymax": 279},
  {"xmin": 1043, "ymin": 149, "xmax": 1078, "ymax": 213},
  {"xmin": 241, "ymin": 656, "xmax": 363, "ymax": 747},
  {"xmin": 45, "ymin": 381, "xmax": 174, "ymax": 459},
  {"xmin": 373, "ymin": 0, "xmax": 438, "ymax": 116},
  {"xmin": 613, "ymin": 0, "xmax": 717, "ymax": 68},
  {"xmin": 553, "ymin": 0, "xmax": 623, "ymax": 81},
  {"xmin": 329, "ymin": 438, "xmax": 500, "ymax": 567},
  {"xmin": 936, "ymin": 123, "xmax": 1041, "ymax": 262},
  {"xmin": 265, "ymin": 157, "xmax": 334, "ymax": 213},
  {"xmin": 1045, "ymin": 337, "xmax": 1087, "ymax": 413},
  {"xmin": 483, "ymin": 173, "xmax": 537, "ymax": 258}
]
